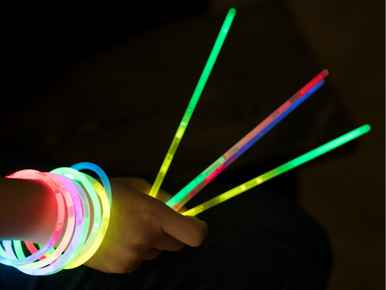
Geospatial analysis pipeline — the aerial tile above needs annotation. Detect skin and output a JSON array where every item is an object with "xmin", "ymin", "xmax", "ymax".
[{"xmin": 0, "ymin": 177, "xmax": 208, "ymax": 274}]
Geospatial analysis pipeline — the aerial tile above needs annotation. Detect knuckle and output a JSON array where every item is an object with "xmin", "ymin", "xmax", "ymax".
[
  {"xmin": 130, "ymin": 233, "xmax": 151, "ymax": 250},
  {"xmin": 128, "ymin": 177, "xmax": 151, "ymax": 190},
  {"xmin": 128, "ymin": 177, "xmax": 147, "ymax": 184}
]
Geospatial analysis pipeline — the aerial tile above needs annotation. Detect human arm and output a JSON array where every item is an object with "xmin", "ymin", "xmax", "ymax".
[
  {"xmin": 0, "ymin": 177, "xmax": 57, "ymax": 244},
  {"xmin": 0, "ymin": 177, "xmax": 208, "ymax": 273}
]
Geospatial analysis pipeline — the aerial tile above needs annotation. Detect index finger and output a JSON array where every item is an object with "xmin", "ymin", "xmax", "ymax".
[{"xmin": 159, "ymin": 208, "xmax": 208, "ymax": 247}]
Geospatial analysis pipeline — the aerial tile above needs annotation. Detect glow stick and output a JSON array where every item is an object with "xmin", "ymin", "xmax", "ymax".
[
  {"xmin": 182, "ymin": 124, "xmax": 371, "ymax": 216},
  {"xmin": 167, "ymin": 70, "xmax": 329, "ymax": 210},
  {"xmin": 149, "ymin": 8, "xmax": 237, "ymax": 198}
]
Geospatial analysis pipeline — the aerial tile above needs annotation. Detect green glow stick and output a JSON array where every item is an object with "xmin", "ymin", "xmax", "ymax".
[
  {"xmin": 182, "ymin": 124, "xmax": 371, "ymax": 216},
  {"xmin": 149, "ymin": 8, "xmax": 237, "ymax": 198}
]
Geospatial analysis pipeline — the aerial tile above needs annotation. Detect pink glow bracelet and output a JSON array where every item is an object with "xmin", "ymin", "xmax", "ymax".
[
  {"xmin": 50, "ymin": 167, "xmax": 111, "ymax": 269},
  {"xmin": 15, "ymin": 174, "xmax": 77, "ymax": 275},
  {"xmin": 0, "ymin": 163, "xmax": 111, "ymax": 275},
  {"xmin": 1, "ymin": 170, "xmax": 67, "ymax": 274},
  {"xmin": 22, "ymin": 174, "xmax": 88, "ymax": 273}
]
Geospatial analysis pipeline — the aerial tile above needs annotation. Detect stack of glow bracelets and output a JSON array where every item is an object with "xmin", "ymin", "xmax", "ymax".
[
  {"xmin": 0, "ymin": 163, "xmax": 112, "ymax": 275},
  {"xmin": 0, "ymin": 8, "xmax": 371, "ymax": 276}
]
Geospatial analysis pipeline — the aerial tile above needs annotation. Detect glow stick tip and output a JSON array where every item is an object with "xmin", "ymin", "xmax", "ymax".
[
  {"xmin": 181, "ymin": 124, "xmax": 370, "ymax": 216},
  {"xmin": 321, "ymin": 69, "xmax": 329, "ymax": 77}
]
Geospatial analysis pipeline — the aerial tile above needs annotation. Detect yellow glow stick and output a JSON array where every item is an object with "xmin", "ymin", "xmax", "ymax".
[
  {"xmin": 182, "ymin": 124, "xmax": 371, "ymax": 216},
  {"xmin": 149, "ymin": 8, "xmax": 236, "ymax": 197}
]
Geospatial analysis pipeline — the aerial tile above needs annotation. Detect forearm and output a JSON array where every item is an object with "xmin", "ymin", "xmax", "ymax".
[{"xmin": 0, "ymin": 177, "xmax": 57, "ymax": 244}]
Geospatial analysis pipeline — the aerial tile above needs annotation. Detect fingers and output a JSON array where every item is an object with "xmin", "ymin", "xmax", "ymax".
[
  {"xmin": 125, "ymin": 187, "xmax": 207, "ymax": 248},
  {"xmin": 160, "ymin": 209, "xmax": 208, "ymax": 247},
  {"xmin": 152, "ymin": 232, "xmax": 185, "ymax": 251},
  {"xmin": 91, "ymin": 177, "xmax": 208, "ymax": 274}
]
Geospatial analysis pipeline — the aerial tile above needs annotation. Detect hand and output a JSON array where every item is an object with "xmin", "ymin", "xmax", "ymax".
[{"xmin": 84, "ymin": 178, "xmax": 208, "ymax": 273}]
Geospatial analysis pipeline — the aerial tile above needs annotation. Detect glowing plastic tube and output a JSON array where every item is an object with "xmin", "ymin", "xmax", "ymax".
[
  {"xmin": 167, "ymin": 70, "xmax": 329, "ymax": 210},
  {"xmin": 25, "ymin": 175, "xmax": 90, "ymax": 268},
  {"xmin": 0, "ymin": 163, "xmax": 110, "ymax": 275},
  {"xmin": 28, "ymin": 174, "xmax": 88, "ymax": 274},
  {"xmin": 50, "ymin": 167, "xmax": 110, "ymax": 269},
  {"xmin": 0, "ymin": 170, "xmax": 66, "ymax": 267},
  {"xmin": 65, "ymin": 174, "xmax": 110, "ymax": 269},
  {"xmin": 0, "ymin": 171, "xmax": 83, "ymax": 275},
  {"xmin": 71, "ymin": 162, "xmax": 112, "ymax": 206},
  {"xmin": 50, "ymin": 168, "xmax": 101, "ymax": 268},
  {"xmin": 182, "ymin": 124, "xmax": 371, "ymax": 216},
  {"xmin": 48, "ymin": 175, "xmax": 91, "ymax": 274},
  {"xmin": 149, "ymin": 8, "xmax": 237, "ymax": 198},
  {"xmin": 15, "ymin": 174, "xmax": 76, "ymax": 271}
]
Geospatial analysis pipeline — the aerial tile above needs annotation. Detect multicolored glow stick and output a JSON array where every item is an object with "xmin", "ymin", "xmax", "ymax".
[
  {"xmin": 182, "ymin": 124, "xmax": 371, "ymax": 216},
  {"xmin": 167, "ymin": 70, "xmax": 329, "ymax": 210},
  {"xmin": 148, "ymin": 8, "xmax": 237, "ymax": 198}
]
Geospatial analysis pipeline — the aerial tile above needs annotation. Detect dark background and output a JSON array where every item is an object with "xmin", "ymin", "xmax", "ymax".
[{"xmin": 1, "ymin": 0, "xmax": 384, "ymax": 289}]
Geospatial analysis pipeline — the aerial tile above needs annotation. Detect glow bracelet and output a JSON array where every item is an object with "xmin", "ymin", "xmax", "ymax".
[
  {"xmin": 50, "ymin": 167, "xmax": 103, "ymax": 268},
  {"xmin": 0, "ymin": 170, "xmax": 66, "ymax": 267},
  {"xmin": 51, "ymin": 168, "xmax": 110, "ymax": 269},
  {"xmin": 16, "ymin": 174, "xmax": 78, "ymax": 275},
  {"xmin": 35, "ymin": 174, "xmax": 88, "ymax": 275},
  {"xmin": 0, "ymin": 171, "xmax": 81, "ymax": 275},
  {"xmin": 71, "ymin": 162, "xmax": 112, "ymax": 206},
  {"xmin": 17, "ymin": 175, "xmax": 75, "ymax": 268},
  {"xmin": 26, "ymin": 175, "xmax": 90, "ymax": 268},
  {"xmin": 167, "ymin": 70, "xmax": 329, "ymax": 210},
  {"xmin": 149, "ymin": 8, "xmax": 237, "ymax": 198},
  {"xmin": 0, "ymin": 163, "xmax": 110, "ymax": 275},
  {"xmin": 182, "ymin": 124, "xmax": 371, "ymax": 216},
  {"xmin": 64, "ymin": 174, "xmax": 110, "ymax": 270}
]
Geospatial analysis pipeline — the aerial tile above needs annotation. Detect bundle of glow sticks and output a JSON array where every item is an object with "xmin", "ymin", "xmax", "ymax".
[
  {"xmin": 0, "ymin": 163, "xmax": 112, "ymax": 275},
  {"xmin": 147, "ymin": 8, "xmax": 371, "ymax": 213},
  {"xmin": 0, "ymin": 8, "xmax": 371, "ymax": 276}
]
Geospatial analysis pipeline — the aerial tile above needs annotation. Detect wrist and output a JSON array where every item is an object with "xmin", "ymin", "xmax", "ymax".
[{"xmin": 0, "ymin": 177, "xmax": 57, "ymax": 244}]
